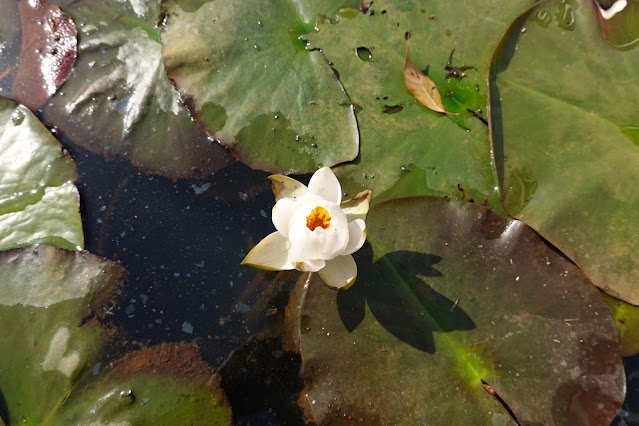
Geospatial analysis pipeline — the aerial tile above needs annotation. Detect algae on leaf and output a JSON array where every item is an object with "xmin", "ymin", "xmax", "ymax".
[{"xmin": 0, "ymin": 96, "xmax": 83, "ymax": 251}]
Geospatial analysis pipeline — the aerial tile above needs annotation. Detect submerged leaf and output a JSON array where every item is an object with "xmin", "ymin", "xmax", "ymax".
[{"xmin": 404, "ymin": 47, "xmax": 457, "ymax": 115}]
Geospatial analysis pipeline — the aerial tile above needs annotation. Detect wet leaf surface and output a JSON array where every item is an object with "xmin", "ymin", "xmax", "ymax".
[
  {"xmin": 160, "ymin": 0, "xmax": 359, "ymax": 174},
  {"xmin": 0, "ymin": 96, "xmax": 83, "ymax": 251},
  {"xmin": 7, "ymin": 0, "xmax": 77, "ymax": 110},
  {"xmin": 489, "ymin": 0, "xmax": 639, "ymax": 304},
  {"xmin": 32, "ymin": 0, "xmax": 232, "ymax": 179},
  {"xmin": 305, "ymin": 0, "xmax": 538, "ymax": 210},
  {"xmin": 293, "ymin": 197, "xmax": 625, "ymax": 425},
  {"xmin": 594, "ymin": 0, "xmax": 639, "ymax": 50},
  {"xmin": 0, "ymin": 245, "xmax": 231, "ymax": 424}
]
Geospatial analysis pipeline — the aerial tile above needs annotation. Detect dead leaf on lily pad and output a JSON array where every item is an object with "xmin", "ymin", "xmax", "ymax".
[{"xmin": 404, "ymin": 46, "xmax": 457, "ymax": 115}]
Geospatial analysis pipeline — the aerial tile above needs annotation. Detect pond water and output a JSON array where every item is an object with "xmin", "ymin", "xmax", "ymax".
[{"xmin": 65, "ymin": 137, "xmax": 308, "ymax": 423}]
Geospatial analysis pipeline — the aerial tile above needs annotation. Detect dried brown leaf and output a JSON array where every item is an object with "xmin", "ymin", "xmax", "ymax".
[{"xmin": 404, "ymin": 47, "xmax": 457, "ymax": 115}]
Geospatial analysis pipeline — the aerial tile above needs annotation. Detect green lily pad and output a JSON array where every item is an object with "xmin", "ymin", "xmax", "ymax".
[
  {"xmin": 305, "ymin": 0, "xmax": 538, "ymax": 212},
  {"xmin": 0, "ymin": 245, "xmax": 231, "ymax": 424},
  {"xmin": 292, "ymin": 197, "xmax": 624, "ymax": 424},
  {"xmin": 602, "ymin": 292, "xmax": 639, "ymax": 357},
  {"xmin": 50, "ymin": 343, "xmax": 232, "ymax": 425},
  {"xmin": 489, "ymin": 0, "xmax": 639, "ymax": 303},
  {"xmin": 0, "ymin": 96, "xmax": 83, "ymax": 251},
  {"xmin": 0, "ymin": 245, "xmax": 124, "ymax": 423},
  {"xmin": 160, "ymin": 0, "xmax": 360, "ymax": 174},
  {"xmin": 34, "ymin": 0, "xmax": 232, "ymax": 179}
]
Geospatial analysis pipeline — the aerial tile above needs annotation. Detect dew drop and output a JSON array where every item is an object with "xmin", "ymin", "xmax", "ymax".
[{"xmin": 11, "ymin": 110, "xmax": 25, "ymax": 126}]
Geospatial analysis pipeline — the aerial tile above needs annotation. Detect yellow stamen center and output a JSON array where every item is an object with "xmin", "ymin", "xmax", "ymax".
[{"xmin": 306, "ymin": 206, "xmax": 331, "ymax": 231}]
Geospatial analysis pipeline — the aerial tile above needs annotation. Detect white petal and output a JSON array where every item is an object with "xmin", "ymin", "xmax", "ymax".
[
  {"xmin": 318, "ymin": 255, "xmax": 357, "ymax": 289},
  {"xmin": 269, "ymin": 174, "xmax": 307, "ymax": 202},
  {"xmin": 340, "ymin": 189, "xmax": 372, "ymax": 222},
  {"xmin": 241, "ymin": 232, "xmax": 294, "ymax": 271},
  {"xmin": 295, "ymin": 259, "xmax": 326, "ymax": 272},
  {"xmin": 342, "ymin": 219, "xmax": 367, "ymax": 255},
  {"xmin": 272, "ymin": 197, "xmax": 295, "ymax": 238},
  {"xmin": 287, "ymin": 198, "xmax": 349, "ymax": 262},
  {"xmin": 308, "ymin": 167, "xmax": 342, "ymax": 204}
]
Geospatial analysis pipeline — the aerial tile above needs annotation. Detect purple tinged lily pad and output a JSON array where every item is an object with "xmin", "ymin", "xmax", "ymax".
[
  {"xmin": 291, "ymin": 196, "xmax": 625, "ymax": 424},
  {"xmin": 8, "ymin": 0, "xmax": 77, "ymax": 111}
]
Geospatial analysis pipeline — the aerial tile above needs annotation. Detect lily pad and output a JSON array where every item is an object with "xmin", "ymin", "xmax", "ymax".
[
  {"xmin": 0, "ymin": 245, "xmax": 231, "ymax": 424},
  {"xmin": 0, "ymin": 245, "xmax": 124, "ymax": 423},
  {"xmin": 602, "ymin": 292, "xmax": 639, "ymax": 357},
  {"xmin": 305, "ymin": 0, "xmax": 538, "ymax": 211},
  {"xmin": 160, "ymin": 0, "xmax": 359, "ymax": 174},
  {"xmin": 34, "ymin": 0, "xmax": 232, "ymax": 179},
  {"xmin": 6, "ymin": 0, "xmax": 77, "ymax": 111},
  {"xmin": 292, "ymin": 197, "xmax": 624, "ymax": 424},
  {"xmin": 0, "ymin": 96, "xmax": 83, "ymax": 251},
  {"xmin": 489, "ymin": 0, "xmax": 639, "ymax": 303}
]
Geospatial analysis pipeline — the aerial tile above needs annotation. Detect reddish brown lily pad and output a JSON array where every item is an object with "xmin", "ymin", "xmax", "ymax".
[{"xmin": 10, "ymin": 0, "xmax": 77, "ymax": 110}]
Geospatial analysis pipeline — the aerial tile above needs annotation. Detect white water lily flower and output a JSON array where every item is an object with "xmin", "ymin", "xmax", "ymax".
[{"xmin": 242, "ymin": 167, "xmax": 371, "ymax": 289}]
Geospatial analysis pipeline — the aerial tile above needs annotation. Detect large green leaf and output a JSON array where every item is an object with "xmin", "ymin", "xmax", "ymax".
[
  {"xmin": 292, "ymin": 197, "xmax": 624, "ymax": 424},
  {"xmin": 0, "ymin": 245, "xmax": 231, "ymax": 424},
  {"xmin": 0, "ymin": 96, "xmax": 83, "ymax": 251},
  {"xmin": 160, "ymin": 0, "xmax": 360, "ymax": 174},
  {"xmin": 489, "ymin": 0, "xmax": 639, "ymax": 304},
  {"xmin": 32, "ymin": 0, "xmax": 232, "ymax": 179},
  {"xmin": 305, "ymin": 0, "xmax": 538, "ymax": 212},
  {"xmin": 0, "ymin": 245, "xmax": 123, "ymax": 423}
]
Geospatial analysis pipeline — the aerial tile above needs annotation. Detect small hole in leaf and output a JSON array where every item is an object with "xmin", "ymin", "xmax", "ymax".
[{"xmin": 356, "ymin": 47, "xmax": 373, "ymax": 62}]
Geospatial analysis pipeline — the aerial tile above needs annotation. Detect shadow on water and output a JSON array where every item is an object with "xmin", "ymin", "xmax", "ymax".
[{"xmin": 338, "ymin": 244, "xmax": 475, "ymax": 354}]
